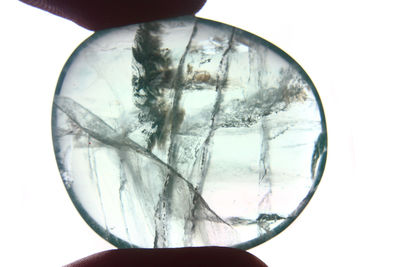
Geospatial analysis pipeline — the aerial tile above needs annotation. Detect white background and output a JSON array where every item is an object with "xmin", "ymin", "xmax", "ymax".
[{"xmin": 1, "ymin": 0, "xmax": 399, "ymax": 266}]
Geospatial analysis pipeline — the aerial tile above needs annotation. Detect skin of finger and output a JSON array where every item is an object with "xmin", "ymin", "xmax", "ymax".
[
  {"xmin": 64, "ymin": 247, "xmax": 268, "ymax": 267},
  {"xmin": 19, "ymin": 0, "xmax": 207, "ymax": 30}
]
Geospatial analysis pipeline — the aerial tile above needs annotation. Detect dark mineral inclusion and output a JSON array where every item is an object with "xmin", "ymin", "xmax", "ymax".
[{"xmin": 52, "ymin": 16, "xmax": 327, "ymax": 249}]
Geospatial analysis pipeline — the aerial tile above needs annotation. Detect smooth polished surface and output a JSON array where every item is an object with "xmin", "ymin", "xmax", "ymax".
[{"xmin": 52, "ymin": 16, "xmax": 326, "ymax": 249}]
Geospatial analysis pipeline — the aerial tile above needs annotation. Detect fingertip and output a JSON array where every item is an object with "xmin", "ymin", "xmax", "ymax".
[
  {"xmin": 64, "ymin": 247, "xmax": 267, "ymax": 267},
  {"xmin": 20, "ymin": 0, "xmax": 207, "ymax": 30}
]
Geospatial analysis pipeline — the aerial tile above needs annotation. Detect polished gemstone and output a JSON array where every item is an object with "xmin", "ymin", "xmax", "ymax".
[{"xmin": 52, "ymin": 16, "xmax": 327, "ymax": 249}]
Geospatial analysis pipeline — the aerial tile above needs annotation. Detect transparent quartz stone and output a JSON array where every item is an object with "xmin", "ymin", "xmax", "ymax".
[{"xmin": 52, "ymin": 16, "xmax": 327, "ymax": 249}]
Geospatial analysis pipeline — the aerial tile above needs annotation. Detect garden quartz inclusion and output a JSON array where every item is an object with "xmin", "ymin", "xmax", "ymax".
[{"xmin": 52, "ymin": 16, "xmax": 327, "ymax": 249}]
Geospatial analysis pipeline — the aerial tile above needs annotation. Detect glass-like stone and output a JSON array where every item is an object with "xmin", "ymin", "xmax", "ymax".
[{"xmin": 52, "ymin": 16, "xmax": 327, "ymax": 249}]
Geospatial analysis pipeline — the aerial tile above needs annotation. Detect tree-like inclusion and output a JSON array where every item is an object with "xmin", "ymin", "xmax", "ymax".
[{"xmin": 52, "ymin": 16, "xmax": 327, "ymax": 249}]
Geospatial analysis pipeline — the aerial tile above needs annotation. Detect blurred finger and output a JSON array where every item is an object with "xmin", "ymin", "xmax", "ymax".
[
  {"xmin": 19, "ymin": 0, "xmax": 207, "ymax": 30},
  {"xmin": 64, "ymin": 247, "xmax": 267, "ymax": 267}
]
